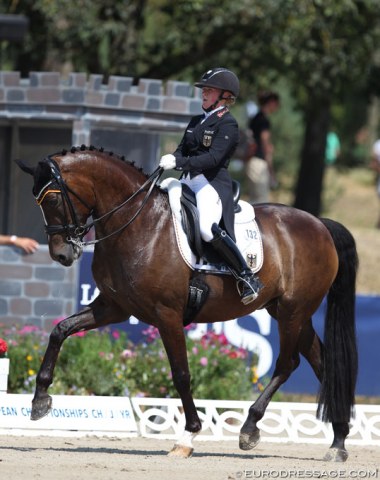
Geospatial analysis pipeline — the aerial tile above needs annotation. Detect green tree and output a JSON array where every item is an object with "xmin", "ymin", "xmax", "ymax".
[{"xmin": 2, "ymin": 0, "xmax": 380, "ymax": 214}]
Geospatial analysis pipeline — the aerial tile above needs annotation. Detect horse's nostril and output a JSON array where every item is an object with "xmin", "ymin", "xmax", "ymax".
[{"xmin": 58, "ymin": 254, "xmax": 67, "ymax": 264}]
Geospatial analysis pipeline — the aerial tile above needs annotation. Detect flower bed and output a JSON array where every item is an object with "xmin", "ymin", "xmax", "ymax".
[{"xmin": 0, "ymin": 323, "xmax": 260, "ymax": 400}]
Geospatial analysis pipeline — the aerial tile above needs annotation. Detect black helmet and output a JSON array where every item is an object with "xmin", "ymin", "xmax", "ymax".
[{"xmin": 194, "ymin": 68, "xmax": 239, "ymax": 98}]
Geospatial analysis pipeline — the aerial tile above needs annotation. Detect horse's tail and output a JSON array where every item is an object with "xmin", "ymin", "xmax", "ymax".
[{"xmin": 317, "ymin": 218, "xmax": 358, "ymax": 423}]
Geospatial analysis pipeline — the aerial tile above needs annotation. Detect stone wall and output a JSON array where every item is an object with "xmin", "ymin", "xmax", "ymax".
[
  {"xmin": 0, "ymin": 71, "xmax": 202, "ymax": 240},
  {"xmin": 0, "ymin": 245, "xmax": 78, "ymax": 330},
  {"xmin": 0, "ymin": 71, "xmax": 202, "ymax": 137}
]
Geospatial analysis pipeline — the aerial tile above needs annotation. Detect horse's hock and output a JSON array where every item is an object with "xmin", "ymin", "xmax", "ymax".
[{"xmin": 0, "ymin": 71, "xmax": 202, "ymax": 245}]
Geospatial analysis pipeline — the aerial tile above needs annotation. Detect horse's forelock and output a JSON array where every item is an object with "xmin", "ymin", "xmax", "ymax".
[{"xmin": 33, "ymin": 160, "xmax": 53, "ymax": 196}]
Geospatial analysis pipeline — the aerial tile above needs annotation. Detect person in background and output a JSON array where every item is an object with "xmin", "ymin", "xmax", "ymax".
[
  {"xmin": 246, "ymin": 90, "xmax": 280, "ymax": 204},
  {"xmin": 325, "ymin": 131, "xmax": 341, "ymax": 166},
  {"xmin": 370, "ymin": 138, "xmax": 380, "ymax": 229},
  {"xmin": 159, "ymin": 67, "xmax": 263, "ymax": 304},
  {"xmin": 0, "ymin": 234, "xmax": 39, "ymax": 254}
]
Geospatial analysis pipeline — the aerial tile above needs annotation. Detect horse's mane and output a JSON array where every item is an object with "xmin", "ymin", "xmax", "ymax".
[
  {"xmin": 62, "ymin": 144, "xmax": 148, "ymax": 175},
  {"xmin": 33, "ymin": 144, "xmax": 151, "ymax": 195}
]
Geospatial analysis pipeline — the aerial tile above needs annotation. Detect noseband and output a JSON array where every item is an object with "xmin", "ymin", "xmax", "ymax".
[{"xmin": 35, "ymin": 157, "xmax": 163, "ymax": 247}]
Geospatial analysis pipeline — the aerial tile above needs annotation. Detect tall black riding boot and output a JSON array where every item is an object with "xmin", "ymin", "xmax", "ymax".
[{"xmin": 210, "ymin": 223, "xmax": 263, "ymax": 305}]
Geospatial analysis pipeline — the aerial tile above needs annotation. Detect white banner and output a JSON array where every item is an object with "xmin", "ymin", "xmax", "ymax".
[{"xmin": 0, "ymin": 394, "xmax": 137, "ymax": 434}]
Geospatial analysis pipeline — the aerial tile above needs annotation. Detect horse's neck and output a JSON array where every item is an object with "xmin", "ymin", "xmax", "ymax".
[
  {"xmin": 86, "ymin": 159, "xmax": 168, "ymax": 236},
  {"xmin": 85, "ymin": 159, "xmax": 143, "ymax": 214}
]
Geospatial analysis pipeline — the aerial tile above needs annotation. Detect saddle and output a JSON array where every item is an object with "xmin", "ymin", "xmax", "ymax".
[
  {"xmin": 180, "ymin": 180, "xmax": 242, "ymax": 260},
  {"xmin": 160, "ymin": 177, "xmax": 263, "ymax": 325}
]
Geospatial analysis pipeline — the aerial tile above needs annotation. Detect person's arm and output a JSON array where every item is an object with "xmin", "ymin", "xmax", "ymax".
[{"xmin": 0, "ymin": 235, "xmax": 39, "ymax": 254}]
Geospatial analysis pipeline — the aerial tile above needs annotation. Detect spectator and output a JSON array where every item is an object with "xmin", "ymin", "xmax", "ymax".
[
  {"xmin": 246, "ymin": 90, "xmax": 280, "ymax": 203},
  {"xmin": 370, "ymin": 138, "xmax": 380, "ymax": 229},
  {"xmin": 325, "ymin": 131, "xmax": 341, "ymax": 166},
  {"xmin": 0, "ymin": 234, "xmax": 39, "ymax": 254}
]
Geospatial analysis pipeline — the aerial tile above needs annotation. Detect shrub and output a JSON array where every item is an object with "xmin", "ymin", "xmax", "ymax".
[{"xmin": 0, "ymin": 323, "xmax": 258, "ymax": 400}]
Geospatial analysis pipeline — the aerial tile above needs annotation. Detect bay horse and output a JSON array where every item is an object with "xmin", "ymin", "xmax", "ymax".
[{"xmin": 17, "ymin": 146, "xmax": 358, "ymax": 461}]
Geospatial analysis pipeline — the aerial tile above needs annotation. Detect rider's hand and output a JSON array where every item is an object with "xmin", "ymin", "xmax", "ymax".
[{"xmin": 159, "ymin": 154, "xmax": 176, "ymax": 170}]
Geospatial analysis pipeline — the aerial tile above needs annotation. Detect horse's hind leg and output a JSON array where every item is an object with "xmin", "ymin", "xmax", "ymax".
[
  {"xmin": 31, "ymin": 295, "xmax": 125, "ymax": 421},
  {"xmin": 240, "ymin": 310, "xmax": 301, "ymax": 450},
  {"xmin": 299, "ymin": 320, "xmax": 350, "ymax": 462}
]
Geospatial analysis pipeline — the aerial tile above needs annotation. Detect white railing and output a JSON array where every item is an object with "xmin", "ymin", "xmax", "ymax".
[
  {"xmin": 0, "ymin": 393, "xmax": 379, "ymax": 445},
  {"xmin": 131, "ymin": 398, "xmax": 380, "ymax": 446}
]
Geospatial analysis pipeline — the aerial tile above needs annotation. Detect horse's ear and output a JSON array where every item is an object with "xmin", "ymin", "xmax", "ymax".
[{"xmin": 14, "ymin": 158, "xmax": 35, "ymax": 176}]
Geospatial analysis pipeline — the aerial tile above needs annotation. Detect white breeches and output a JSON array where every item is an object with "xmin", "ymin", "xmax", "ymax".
[{"xmin": 181, "ymin": 174, "xmax": 222, "ymax": 242}]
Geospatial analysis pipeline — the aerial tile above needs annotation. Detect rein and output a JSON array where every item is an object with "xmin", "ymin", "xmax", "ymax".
[{"xmin": 36, "ymin": 156, "xmax": 163, "ymax": 247}]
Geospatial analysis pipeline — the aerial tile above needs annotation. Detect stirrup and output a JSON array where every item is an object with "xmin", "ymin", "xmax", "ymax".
[{"xmin": 236, "ymin": 276, "xmax": 261, "ymax": 305}]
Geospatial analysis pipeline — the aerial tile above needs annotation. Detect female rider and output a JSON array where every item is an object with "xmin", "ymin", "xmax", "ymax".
[{"xmin": 159, "ymin": 67, "xmax": 262, "ymax": 304}]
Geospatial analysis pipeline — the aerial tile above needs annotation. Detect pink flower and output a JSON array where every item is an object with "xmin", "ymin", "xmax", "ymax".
[
  {"xmin": 52, "ymin": 316, "xmax": 65, "ymax": 325},
  {"xmin": 200, "ymin": 356, "xmax": 208, "ymax": 366},
  {"xmin": 112, "ymin": 330, "xmax": 120, "ymax": 339},
  {"xmin": 18, "ymin": 325, "xmax": 39, "ymax": 334},
  {"xmin": 121, "ymin": 349, "xmax": 135, "ymax": 359},
  {"xmin": 192, "ymin": 346, "xmax": 198, "ymax": 355},
  {"xmin": 0, "ymin": 338, "xmax": 8, "ymax": 357},
  {"xmin": 142, "ymin": 326, "xmax": 160, "ymax": 343},
  {"xmin": 72, "ymin": 331, "xmax": 86, "ymax": 337}
]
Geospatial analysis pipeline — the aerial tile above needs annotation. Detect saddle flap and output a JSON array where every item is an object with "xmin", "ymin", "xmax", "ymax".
[
  {"xmin": 179, "ymin": 184, "xmax": 203, "ymax": 258},
  {"xmin": 160, "ymin": 177, "xmax": 263, "ymax": 274}
]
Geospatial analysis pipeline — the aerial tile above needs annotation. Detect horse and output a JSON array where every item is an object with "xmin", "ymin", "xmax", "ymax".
[{"xmin": 17, "ymin": 145, "xmax": 358, "ymax": 461}]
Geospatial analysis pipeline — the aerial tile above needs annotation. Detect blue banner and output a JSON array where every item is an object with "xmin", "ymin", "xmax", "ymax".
[{"xmin": 77, "ymin": 251, "xmax": 380, "ymax": 396}]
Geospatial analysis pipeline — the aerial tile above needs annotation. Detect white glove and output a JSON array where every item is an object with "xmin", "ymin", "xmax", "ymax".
[{"xmin": 159, "ymin": 154, "xmax": 176, "ymax": 170}]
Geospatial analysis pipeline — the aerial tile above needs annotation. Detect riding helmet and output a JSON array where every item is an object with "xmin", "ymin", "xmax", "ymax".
[{"xmin": 194, "ymin": 68, "xmax": 240, "ymax": 98}]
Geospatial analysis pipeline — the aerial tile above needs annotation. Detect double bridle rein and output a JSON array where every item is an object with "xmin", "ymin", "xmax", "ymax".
[{"xmin": 35, "ymin": 157, "xmax": 163, "ymax": 247}]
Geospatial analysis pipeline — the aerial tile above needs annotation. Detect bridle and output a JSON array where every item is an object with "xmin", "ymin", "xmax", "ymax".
[{"xmin": 35, "ymin": 157, "xmax": 163, "ymax": 248}]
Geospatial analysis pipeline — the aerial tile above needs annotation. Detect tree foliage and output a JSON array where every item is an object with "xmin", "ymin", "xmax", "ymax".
[{"xmin": 2, "ymin": 0, "xmax": 380, "ymax": 214}]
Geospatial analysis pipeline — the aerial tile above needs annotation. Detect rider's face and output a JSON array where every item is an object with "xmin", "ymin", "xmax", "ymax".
[{"xmin": 201, "ymin": 87, "xmax": 222, "ymax": 110}]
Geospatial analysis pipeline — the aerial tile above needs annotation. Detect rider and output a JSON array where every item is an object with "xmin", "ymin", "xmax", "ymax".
[{"xmin": 159, "ymin": 67, "xmax": 263, "ymax": 304}]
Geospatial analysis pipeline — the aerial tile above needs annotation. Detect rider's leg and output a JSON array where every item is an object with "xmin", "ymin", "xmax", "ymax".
[
  {"xmin": 195, "ymin": 178, "xmax": 223, "ymax": 242},
  {"xmin": 194, "ymin": 178, "xmax": 263, "ymax": 304},
  {"xmin": 210, "ymin": 223, "xmax": 263, "ymax": 304}
]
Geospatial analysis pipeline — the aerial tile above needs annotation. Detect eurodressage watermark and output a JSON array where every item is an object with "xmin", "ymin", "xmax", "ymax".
[{"xmin": 232, "ymin": 469, "xmax": 379, "ymax": 479}]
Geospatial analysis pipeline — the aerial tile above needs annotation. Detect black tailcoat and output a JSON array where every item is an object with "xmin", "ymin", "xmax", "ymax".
[{"xmin": 173, "ymin": 107, "xmax": 239, "ymax": 241}]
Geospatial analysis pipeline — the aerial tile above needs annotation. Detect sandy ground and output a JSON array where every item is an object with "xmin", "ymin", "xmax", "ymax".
[{"xmin": 0, "ymin": 435, "xmax": 378, "ymax": 480}]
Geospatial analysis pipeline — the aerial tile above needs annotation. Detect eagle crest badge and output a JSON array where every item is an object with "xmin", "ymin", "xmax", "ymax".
[
  {"xmin": 246, "ymin": 253, "xmax": 257, "ymax": 269},
  {"xmin": 202, "ymin": 134, "xmax": 212, "ymax": 147}
]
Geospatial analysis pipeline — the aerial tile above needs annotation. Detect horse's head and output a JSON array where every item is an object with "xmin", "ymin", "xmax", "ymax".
[{"xmin": 16, "ymin": 154, "xmax": 95, "ymax": 266}]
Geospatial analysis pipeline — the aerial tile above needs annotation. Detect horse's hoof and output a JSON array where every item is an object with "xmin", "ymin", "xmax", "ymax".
[
  {"xmin": 323, "ymin": 448, "xmax": 348, "ymax": 462},
  {"xmin": 31, "ymin": 394, "xmax": 52, "ymax": 421},
  {"xmin": 168, "ymin": 444, "xmax": 194, "ymax": 458},
  {"xmin": 239, "ymin": 428, "xmax": 260, "ymax": 450}
]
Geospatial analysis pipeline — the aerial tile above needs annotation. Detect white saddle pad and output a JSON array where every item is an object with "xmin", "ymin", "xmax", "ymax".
[{"xmin": 160, "ymin": 178, "xmax": 263, "ymax": 274}]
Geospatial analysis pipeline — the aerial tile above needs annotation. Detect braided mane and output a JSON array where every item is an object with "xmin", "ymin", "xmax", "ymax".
[{"xmin": 60, "ymin": 144, "xmax": 148, "ymax": 175}]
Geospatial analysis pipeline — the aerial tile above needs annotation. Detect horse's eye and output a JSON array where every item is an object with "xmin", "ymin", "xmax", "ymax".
[{"xmin": 46, "ymin": 194, "xmax": 60, "ymax": 207}]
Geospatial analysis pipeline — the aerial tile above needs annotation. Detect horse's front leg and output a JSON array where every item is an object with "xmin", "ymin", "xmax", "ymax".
[
  {"xmin": 158, "ymin": 319, "xmax": 201, "ymax": 458},
  {"xmin": 32, "ymin": 296, "xmax": 125, "ymax": 420}
]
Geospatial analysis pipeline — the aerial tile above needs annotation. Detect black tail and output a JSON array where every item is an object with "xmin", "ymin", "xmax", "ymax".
[{"xmin": 317, "ymin": 218, "xmax": 358, "ymax": 423}]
